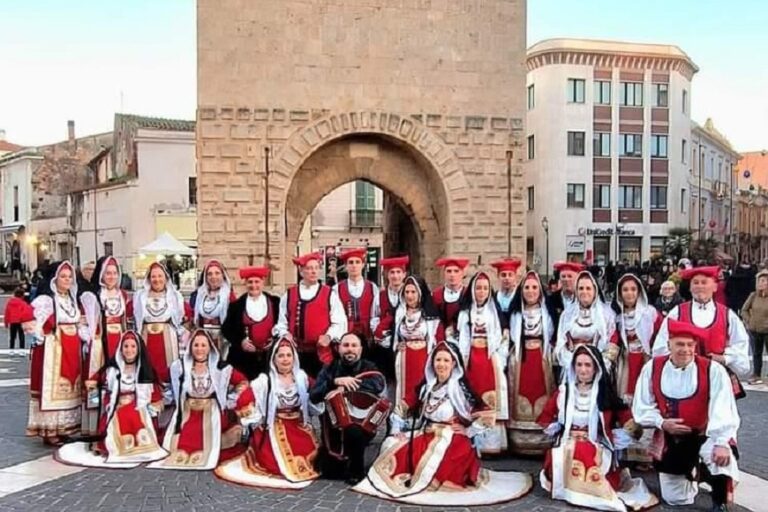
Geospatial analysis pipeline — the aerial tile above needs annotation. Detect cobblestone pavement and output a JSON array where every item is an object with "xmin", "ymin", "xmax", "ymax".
[{"xmin": 0, "ymin": 341, "xmax": 760, "ymax": 511}]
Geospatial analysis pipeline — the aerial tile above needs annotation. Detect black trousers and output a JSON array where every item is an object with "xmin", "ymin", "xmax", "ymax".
[
  {"xmin": 321, "ymin": 422, "xmax": 374, "ymax": 478},
  {"xmin": 9, "ymin": 323, "xmax": 25, "ymax": 349},
  {"xmin": 750, "ymin": 331, "xmax": 768, "ymax": 377}
]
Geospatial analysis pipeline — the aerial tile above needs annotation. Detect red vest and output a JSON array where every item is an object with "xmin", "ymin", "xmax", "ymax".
[
  {"xmin": 287, "ymin": 284, "xmax": 332, "ymax": 349},
  {"xmin": 242, "ymin": 299, "xmax": 275, "ymax": 351},
  {"xmin": 678, "ymin": 301, "xmax": 729, "ymax": 355},
  {"xmin": 432, "ymin": 286, "xmax": 463, "ymax": 331},
  {"xmin": 651, "ymin": 355, "xmax": 710, "ymax": 432},
  {"xmin": 337, "ymin": 280, "xmax": 375, "ymax": 339}
]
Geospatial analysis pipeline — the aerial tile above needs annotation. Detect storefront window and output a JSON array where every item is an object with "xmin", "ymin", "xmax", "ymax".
[
  {"xmin": 593, "ymin": 236, "xmax": 610, "ymax": 266},
  {"xmin": 650, "ymin": 237, "xmax": 667, "ymax": 259},
  {"xmin": 619, "ymin": 236, "xmax": 642, "ymax": 264}
]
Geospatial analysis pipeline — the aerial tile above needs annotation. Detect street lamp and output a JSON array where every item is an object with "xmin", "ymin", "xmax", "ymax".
[
  {"xmin": 615, "ymin": 223, "xmax": 625, "ymax": 263},
  {"xmin": 541, "ymin": 216, "xmax": 549, "ymax": 279}
]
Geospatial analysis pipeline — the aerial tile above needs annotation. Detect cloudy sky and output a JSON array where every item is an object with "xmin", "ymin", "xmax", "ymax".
[{"xmin": 1, "ymin": 0, "xmax": 765, "ymax": 151}]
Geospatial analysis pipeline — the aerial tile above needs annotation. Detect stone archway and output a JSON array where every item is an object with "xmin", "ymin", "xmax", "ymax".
[{"xmin": 267, "ymin": 111, "xmax": 471, "ymax": 288}]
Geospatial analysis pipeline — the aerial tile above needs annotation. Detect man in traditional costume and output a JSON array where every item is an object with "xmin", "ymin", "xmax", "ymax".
[
  {"xmin": 333, "ymin": 248, "xmax": 379, "ymax": 345},
  {"xmin": 652, "ymin": 266, "xmax": 750, "ymax": 387},
  {"xmin": 222, "ymin": 266, "xmax": 280, "ymax": 380},
  {"xmin": 432, "ymin": 257, "xmax": 469, "ymax": 343},
  {"xmin": 273, "ymin": 252, "xmax": 346, "ymax": 377},
  {"xmin": 546, "ymin": 261, "xmax": 585, "ymax": 334},
  {"xmin": 491, "ymin": 258, "xmax": 522, "ymax": 315},
  {"xmin": 370, "ymin": 255, "xmax": 409, "ymax": 380},
  {"xmin": 634, "ymin": 319, "xmax": 741, "ymax": 511},
  {"xmin": 310, "ymin": 333, "xmax": 387, "ymax": 484}
]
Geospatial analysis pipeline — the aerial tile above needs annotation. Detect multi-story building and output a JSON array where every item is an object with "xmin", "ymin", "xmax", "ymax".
[
  {"xmin": 525, "ymin": 39, "xmax": 698, "ymax": 268},
  {"xmin": 689, "ymin": 119, "xmax": 740, "ymax": 253},
  {"xmin": 735, "ymin": 150, "xmax": 768, "ymax": 262}
]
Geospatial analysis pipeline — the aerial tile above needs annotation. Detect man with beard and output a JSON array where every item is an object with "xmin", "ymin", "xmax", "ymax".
[{"xmin": 310, "ymin": 333, "xmax": 387, "ymax": 484}]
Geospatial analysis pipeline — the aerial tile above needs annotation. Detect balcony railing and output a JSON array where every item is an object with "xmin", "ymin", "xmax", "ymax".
[{"xmin": 349, "ymin": 209, "xmax": 382, "ymax": 229}]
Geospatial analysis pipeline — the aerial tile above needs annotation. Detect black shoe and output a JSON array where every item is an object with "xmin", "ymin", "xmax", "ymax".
[
  {"xmin": 345, "ymin": 474, "xmax": 364, "ymax": 486},
  {"xmin": 711, "ymin": 504, "xmax": 728, "ymax": 512}
]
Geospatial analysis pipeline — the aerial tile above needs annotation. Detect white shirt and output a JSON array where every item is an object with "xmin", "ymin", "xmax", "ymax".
[
  {"xmin": 333, "ymin": 277, "xmax": 380, "ymax": 333},
  {"xmin": 632, "ymin": 358, "xmax": 740, "ymax": 447},
  {"xmin": 442, "ymin": 285, "xmax": 463, "ymax": 303},
  {"xmin": 245, "ymin": 293, "xmax": 268, "ymax": 322},
  {"xmin": 272, "ymin": 281, "xmax": 346, "ymax": 340},
  {"xmin": 496, "ymin": 289, "xmax": 516, "ymax": 312},
  {"xmin": 653, "ymin": 300, "xmax": 751, "ymax": 378}
]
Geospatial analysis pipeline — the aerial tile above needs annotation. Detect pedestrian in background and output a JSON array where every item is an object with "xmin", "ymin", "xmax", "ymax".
[
  {"xmin": 742, "ymin": 269, "xmax": 768, "ymax": 384},
  {"xmin": 4, "ymin": 287, "xmax": 33, "ymax": 356},
  {"xmin": 653, "ymin": 280, "xmax": 683, "ymax": 317}
]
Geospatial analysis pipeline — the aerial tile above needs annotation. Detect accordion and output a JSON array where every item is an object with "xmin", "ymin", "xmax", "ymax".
[{"xmin": 325, "ymin": 373, "xmax": 391, "ymax": 435}]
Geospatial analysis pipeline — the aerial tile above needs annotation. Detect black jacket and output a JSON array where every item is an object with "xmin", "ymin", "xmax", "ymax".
[{"xmin": 310, "ymin": 357, "xmax": 384, "ymax": 404}]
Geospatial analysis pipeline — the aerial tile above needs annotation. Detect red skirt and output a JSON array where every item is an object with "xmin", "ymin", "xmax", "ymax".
[
  {"xmin": 145, "ymin": 329, "xmax": 172, "ymax": 383},
  {"xmin": 30, "ymin": 329, "xmax": 81, "ymax": 399},
  {"xmin": 518, "ymin": 347, "xmax": 548, "ymax": 406},
  {"xmin": 104, "ymin": 320, "xmax": 124, "ymax": 361},
  {"xmin": 244, "ymin": 416, "xmax": 319, "ymax": 481},
  {"xmin": 625, "ymin": 352, "xmax": 646, "ymax": 397},
  {"xmin": 402, "ymin": 345, "xmax": 428, "ymax": 410},
  {"xmin": 391, "ymin": 432, "xmax": 481, "ymax": 487},
  {"xmin": 466, "ymin": 345, "xmax": 495, "ymax": 406},
  {"xmin": 543, "ymin": 440, "xmax": 621, "ymax": 490}
]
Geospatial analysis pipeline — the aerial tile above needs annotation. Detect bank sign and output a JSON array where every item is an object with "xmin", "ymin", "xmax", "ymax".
[{"xmin": 577, "ymin": 227, "xmax": 637, "ymax": 236}]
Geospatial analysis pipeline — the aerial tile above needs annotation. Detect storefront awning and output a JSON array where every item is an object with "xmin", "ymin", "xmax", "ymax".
[{"xmin": 139, "ymin": 232, "xmax": 195, "ymax": 256}]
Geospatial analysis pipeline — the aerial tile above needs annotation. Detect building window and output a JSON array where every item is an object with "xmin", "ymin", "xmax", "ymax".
[
  {"xmin": 355, "ymin": 181, "xmax": 376, "ymax": 211},
  {"xmin": 650, "ymin": 186, "xmax": 668, "ymax": 209},
  {"xmin": 650, "ymin": 135, "xmax": 668, "ymax": 158},
  {"xmin": 188, "ymin": 177, "xmax": 197, "ymax": 206},
  {"xmin": 652, "ymin": 83, "xmax": 669, "ymax": 107},
  {"xmin": 567, "ymin": 131, "xmax": 586, "ymax": 156},
  {"xmin": 682, "ymin": 89, "xmax": 688, "ymax": 114},
  {"xmin": 618, "ymin": 237, "xmax": 642, "ymax": 264},
  {"xmin": 527, "ymin": 186, "xmax": 535, "ymax": 210},
  {"xmin": 681, "ymin": 188, "xmax": 687, "ymax": 213},
  {"xmin": 618, "ymin": 185, "xmax": 642, "ymax": 209},
  {"xmin": 13, "ymin": 186, "xmax": 19, "ymax": 222},
  {"xmin": 619, "ymin": 134, "xmax": 642, "ymax": 157},
  {"xmin": 593, "ymin": 184, "xmax": 610, "ymax": 209},
  {"xmin": 650, "ymin": 237, "xmax": 667, "ymax": 258},
  {"xmin": 527, "ymin": 135, "xmax": 535, "ymax": 160},
  {"xmin": 567, "ymin": 78, "xmax": 585, "ymax": 103},
  {"xmin": 527, "ymin": 84, "xmax": 535, "ymax": 110},
  {"xmin": 620, "ymin": 82, "xmax": 643, "ymax": 106},
  {"xmin": 682, "ymin": 139, "xmax": 687, "ymax": 163},
  {"xmin": 593, "ymin": 132, "xmax": 611, "ymax": 157},
  {"xmin": 567, "ymin": 183, "xmax": 585, "ymax": 208},
  {"xmin": 594, "ymin": 80, "xmax": 611, "ymax": 105},
  {"xmin": 103, "ymin": 241, "xmax": 114, "ymax": 257},
  {"xmin": 593, "ymin": 236, "xmax": 610, "ymax": 265}
]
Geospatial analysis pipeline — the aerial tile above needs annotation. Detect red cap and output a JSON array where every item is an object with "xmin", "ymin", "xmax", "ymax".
[
  {"xmin": 667, "ymin": 318, "xmax": 709, "ymax": 344},
  {"xmin": 339, "ymin": 248, "xmax": 367, "ymax": 263},
  {"xmin": 291, "ymin": 252, "xmax": 322, "ymax": 267},
  {"xmin": 490, "ymin": 258, "xmax": 522, "ymax": 273},
  {"xmin": 435, "ymin": 257, "xmax": 470, "ymax": 270},
  {"xmin": 554, "ymin": 261, "xmax": 586, "ymax": 274},
  {"xmin": 680, "ymin": 265, "xmax": 720, "ymax": 281},
  {"xmin": 239, "ymin": 266, "xmax": 269, "ymax": 280},
  {"xmin": 380, "ymin": 255, "xmax": 409, "ymax": 271}
]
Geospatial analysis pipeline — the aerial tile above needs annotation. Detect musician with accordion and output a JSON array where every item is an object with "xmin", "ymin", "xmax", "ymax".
[{"xmin": 310, "ymin": 333, "xmax": 388, "ymax": 485}]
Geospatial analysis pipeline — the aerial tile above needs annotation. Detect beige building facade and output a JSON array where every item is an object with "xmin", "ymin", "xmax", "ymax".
[{"xmin": 196, "ymin": 0, "xmax": 527, "ymax": 289}]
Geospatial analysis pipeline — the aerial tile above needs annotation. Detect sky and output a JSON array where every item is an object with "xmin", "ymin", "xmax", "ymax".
[{"xmin": 1, "ymin": 0, "xmax": 766, "ymax": 151}]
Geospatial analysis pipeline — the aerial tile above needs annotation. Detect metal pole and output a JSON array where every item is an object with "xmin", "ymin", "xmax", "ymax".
[
  {"xmin": 729, "ymin": 162, "xmax": 734, "ymax": 254},
  {"xmin": 264, "ymin": 146, "xmax": 270, "ymax": 266},
  {"xmin": 545, "ymin": 227, "xmax": 549, "ymax": 280},
  {"xmin": 506, "ymin": 150, "xmax": 512, "ymax": 257},
  {"xmin": 698, "ymin": 142, "xmax": 704, "ymax": 241},
  {"xmin": 93, "ymin": 190, "xmax": 98, "ymax": 260}
]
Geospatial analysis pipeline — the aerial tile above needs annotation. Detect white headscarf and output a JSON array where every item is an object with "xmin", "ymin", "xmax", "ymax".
[
  {"xmin": 171, "ymin": 329, "xmax": 232, "ymax": 409},
  {"xmin": 559, "ymin": 271, "xmax": 610, "ymax": 349},
  {"xmin": 264, "ymin": 339, "xmax": 310, "ymax": 427},
  {"xmin": 509, "ymin": 271, "xmax": 554, "ymax": 358},
  {"xmin": 466, "ymin": 272, "xmax": 503, "ymax": 358},
  {"xmin": 614, "ymin": 273, "xmax": 657, "ymax": 354},
  {"xmin": 105, "ymin": 331, "xmax": 153, "ymax": 418},
  {"xmin": 49, "ymin": 260, "xmax": 78, "ymax": 298},
  {"xmin": 559, "ymin": 345, "xmax": 603, "ymax": 445},
  {"xmin": 421, "ymin": 342, "xmax": 474, "ymax": 423},
  {"xmin": 134, "ymin": 262, "xmax": 184, "ymax": 330},
  {"xmin": 194, "ymin": 259, "xmax": 232, "ymax": 325}
]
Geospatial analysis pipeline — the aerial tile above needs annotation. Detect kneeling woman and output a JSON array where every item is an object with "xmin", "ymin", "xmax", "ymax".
[
  {"xmin": 56, "ymin": 331, "xmax": 168, "ymax": 467},
  {"xmin": 538, "ymin": 345, "xmax": 657, "ymax": 511},
  {"xmin": 149, "ymin": 329, "xmax": 252, "ymax": 470},
  {"xmin": 215, "ymin": 338, "xmax": 320, "ymax": 488},
  {"xmin": 354, "ymin": 342, "xmax": 532, "ymax": 506}
]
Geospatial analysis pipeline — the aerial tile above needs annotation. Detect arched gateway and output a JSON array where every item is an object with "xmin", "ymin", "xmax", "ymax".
[{"xmin": 197, "ymin": 0, "xmax": 527, "ymax": 290}]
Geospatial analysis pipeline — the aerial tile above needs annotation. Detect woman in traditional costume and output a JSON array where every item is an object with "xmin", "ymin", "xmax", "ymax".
[
  {"xmin": 215, "ymin": 338, "xmax": 321, "ymax": 488},
  {"xmin": 56, "ymin": 331, "xmax": 168, "ymax": 467},
  {"xmin": 148, "ymin": 329, "xmax": 251, "ymax": 470},
  {"xmin": 456, "ymin": 271, "xmax": 509, "ymax": 454},
  {"xmin": 133, "ymin": 262, "xmax": 186, "ymax": 385},
  {"xmin": 507, "ymin": 270, "xmax": 556, "ymax": 455},
  {"xmin": 79, "ymin": 256, "xmax": 132, "ymax": 436},
  {"xmin": 389, "ymin": 275, "xmax": 444, "ymax": 420},
  {"xmin": 538, "ymin": 345, "xmax": 657, "ymax": 511},
  {"xmin": 189, "ymin": 259, "xmax": 236, "ymax": 360},
  {"xmin": 353, "ymin": 342, "xmax": 532, "ymax": 506},
  {"xmin": 555, "ymin": 271, "xmax": 613, "ymax": 369},
  {"xmin": 26, "ymin": 261, "xmax": 88, "ymax": 445}
]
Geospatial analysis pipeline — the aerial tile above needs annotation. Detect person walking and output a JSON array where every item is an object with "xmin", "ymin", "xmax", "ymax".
[
  {"xmin": 742, "ymin": 269, "xmax": 768, "ymax": 384},
  {"xmin": 4, "ymin": 287, "xmax": 33, "ymax": 356}
]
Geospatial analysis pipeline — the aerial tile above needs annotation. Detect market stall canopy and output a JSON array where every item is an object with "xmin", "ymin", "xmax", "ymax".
[{"xmin": 139, "ymin": 232, "xmax": 195, "ymax": 256}]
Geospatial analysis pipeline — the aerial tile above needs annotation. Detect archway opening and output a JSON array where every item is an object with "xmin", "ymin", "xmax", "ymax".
[{"xmin": 283, "ymin": 134, "xmax": 448, "ymax": 286}]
